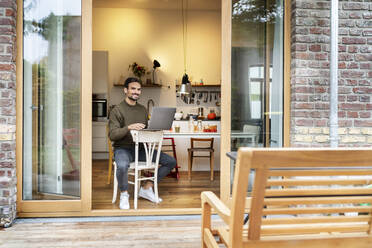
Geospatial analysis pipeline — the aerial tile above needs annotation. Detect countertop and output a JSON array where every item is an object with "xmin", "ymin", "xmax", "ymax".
[{"xmin": 163, "ymin": 131, "xmax": 220, "ymax": 138}]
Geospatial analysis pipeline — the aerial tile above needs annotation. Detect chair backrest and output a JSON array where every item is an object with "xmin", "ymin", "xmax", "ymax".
[
  {"xmin": 130, "ymin": 130, "xmax": 163, "ymax": 167},
  {"xmin": 190, "ymin": 138, "xmax": 214, "ymax": 149},
  {"xmin": 230, "ymin": 148, "xmax": 372, "ymax": 247}
]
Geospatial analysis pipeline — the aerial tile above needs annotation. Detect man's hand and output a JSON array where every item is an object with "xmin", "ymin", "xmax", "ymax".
[{"xmin": 128, "ymin": 123, "xmax": 146, "ymax": 131}]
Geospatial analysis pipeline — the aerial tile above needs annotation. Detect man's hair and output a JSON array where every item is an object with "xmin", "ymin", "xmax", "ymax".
[{"xmin": 124, "ymin": 77, "xmax": 142, "ymax": 88}]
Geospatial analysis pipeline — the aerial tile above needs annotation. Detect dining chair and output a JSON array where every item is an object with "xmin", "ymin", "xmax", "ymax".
[
  {"xmin": 187, "ymin": 138, "xmax": 214, "ymax": 181},
  {"xmin": 112, "ymin": 130, "xmax": 164, "ymax": 209}
]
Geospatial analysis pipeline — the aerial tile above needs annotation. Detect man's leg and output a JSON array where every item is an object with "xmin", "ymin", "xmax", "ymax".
[
  {"xmin": 138, "ymin": 149, "xmax": 176, "ymax": 203},
  {"xmin": 114, "ymin": 148, "xmax": 134, "ymax": 192},
  {"xmin": 156, "ymin": 151, "xmax": 177, "ymax": 182},
  {"xmin": 138, "ymin": 149, "xmax": 176, "ymax": 185}
]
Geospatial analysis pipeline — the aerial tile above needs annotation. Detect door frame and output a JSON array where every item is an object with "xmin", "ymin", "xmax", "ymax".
[
  {"xmin": 16, "ymin": 0, "xmax": 291, "ymax": 217},
  {"xmin": 16, "ymin": 0, "xmax": 92, "ymax": 214}
]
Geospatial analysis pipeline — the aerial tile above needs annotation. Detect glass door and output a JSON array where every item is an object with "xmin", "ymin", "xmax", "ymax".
[
  {"xmin": 230, "ymin": 0, "xmax": 284, "ymax": 150},
  {"xmin": 220, "ymin": 0, "xmax": 288, "ymax": 202},
  {"xmin": 19, "ymin": 0, "xmax": 91, "ymax": 213}
]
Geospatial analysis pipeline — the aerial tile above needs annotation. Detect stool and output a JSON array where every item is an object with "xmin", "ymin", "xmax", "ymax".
[
  {"xmin": 187, "ymin": 138, "xmax": 214, "ymax": 181},
  {"xmin": 162, "ymin": 137, "xmax": 180, "ymax": 179}
]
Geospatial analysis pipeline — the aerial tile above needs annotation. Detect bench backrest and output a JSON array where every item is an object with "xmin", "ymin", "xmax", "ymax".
[{"xmin": 231, "ymin": 148, "xmax": 372, "ymax": 246}]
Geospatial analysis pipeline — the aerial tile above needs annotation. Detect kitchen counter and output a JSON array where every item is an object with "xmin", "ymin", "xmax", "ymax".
[{"xmin": 164, "ymin": 131, "xmax": 220, "ymax": 138}]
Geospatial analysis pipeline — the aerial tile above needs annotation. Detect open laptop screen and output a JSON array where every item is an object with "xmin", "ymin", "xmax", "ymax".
[{"xmin": 147, "ymin": 107, "xmax": 176, "ymax": 130}]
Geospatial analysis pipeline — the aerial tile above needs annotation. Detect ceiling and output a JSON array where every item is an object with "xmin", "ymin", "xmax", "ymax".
[{"xmin": 93, "ymin": 0, "xmax": 221, "ymax": 10}]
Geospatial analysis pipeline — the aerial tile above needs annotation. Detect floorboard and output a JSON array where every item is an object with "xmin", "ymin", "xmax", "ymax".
[
  {"xmin": 1, "ymin": 218, "xmax": 224, "ymax": 248},
  {"xmin": 92, "ymin": 160, "xmax": 220, "ymax": 210}
]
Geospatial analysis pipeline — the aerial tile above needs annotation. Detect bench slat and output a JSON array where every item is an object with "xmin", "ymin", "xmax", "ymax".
[
  {"xmin": 262, "ymin": 206, "xmax": 372, "ymax": 215},
  {"xmin": 264, "ymin": 196, "xmax": 372, "ymax": 206},
  {"xmin": 267, "ymin": 178, "xmax": 372, "ymax": 187},
  {"xmin": 261, "ymin": 215, "xmax": 371, "ymax": 225},
  {"xmin": 268, "ymin": 169, "xmax": 372, "ymax": 177},
  {"xmin": 260, "ymin": 223, "xmax": 369, "ymax": 236},
  {"xmin": 265, "ymin": 188, "xmax": 372, "ymax": 197}
]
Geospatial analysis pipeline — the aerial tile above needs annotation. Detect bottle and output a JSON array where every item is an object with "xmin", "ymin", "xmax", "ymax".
[
  {"xmin": 189, "ymin": 117, "xmax": 194, "ymax": 132},
  {"xmin": 197, "ymin": 120, "xmax": 202, "ymax": 132}
]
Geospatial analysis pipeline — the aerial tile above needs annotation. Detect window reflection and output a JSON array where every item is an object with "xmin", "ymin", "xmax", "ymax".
[
  {"xmin": 231, "ymin": 0, "xmax": 283, "ymax": 150},
  {"xmin": 23, "ymin": 0, "xmax": 82, "ymax": 200}
]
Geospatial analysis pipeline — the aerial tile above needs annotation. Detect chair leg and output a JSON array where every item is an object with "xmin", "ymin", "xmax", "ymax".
[
  {"xmin": 112, "ymin": 162, "xmax": 117, "ymax": 203},
  {"xmin": 134, "ymin": 170, "xmax": 138, "ymax": 209},
  {"xmin": 188, "ymin": 151, "xmax": 193, "ymax": 181},
  {"xmin": 107, "ymin": 155, "xmax": 113, "ymax": 184},
  {"xmin": 210, "ymin": 152, "xmax": 214, "ymax": 181},
  {"xmin": 154, "ymin": 177, "xmax": 159, "ymax": 204}
]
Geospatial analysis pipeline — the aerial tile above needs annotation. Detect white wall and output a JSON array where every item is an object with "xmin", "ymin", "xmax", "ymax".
[{"xmin": 93, "ymin": 7, "xmax": 221, "ymax": 108}]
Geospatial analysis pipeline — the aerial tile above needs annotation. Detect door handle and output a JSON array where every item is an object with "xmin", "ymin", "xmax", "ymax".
[{"xmin": 30, "ymin": 105, "xmax": 44, "ymax": 111}]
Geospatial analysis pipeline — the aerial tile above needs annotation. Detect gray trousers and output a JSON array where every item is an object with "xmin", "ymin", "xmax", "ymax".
[{"xmin": 114, "ymin": 147, "xmax": 177, "ymax": 192}]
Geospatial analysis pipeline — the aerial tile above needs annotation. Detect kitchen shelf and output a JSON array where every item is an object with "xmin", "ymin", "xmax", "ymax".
[
  {"xmin": 176, "ymin": 84, "xmax": 221, "ymax": 87},
  {"xmin": 113, "ymin": 83, "xmax": 162, "ymax": 87}
]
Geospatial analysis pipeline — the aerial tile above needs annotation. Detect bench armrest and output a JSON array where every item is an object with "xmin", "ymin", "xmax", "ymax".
[{"xmin": 201, "ymin": 191, "xmax": 231, "ymax": 225}]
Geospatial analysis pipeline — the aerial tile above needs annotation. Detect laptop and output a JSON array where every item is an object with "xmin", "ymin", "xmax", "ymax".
[{"xmin": 146, "ymin": 107, "xmax": 176, "ymax": 130}]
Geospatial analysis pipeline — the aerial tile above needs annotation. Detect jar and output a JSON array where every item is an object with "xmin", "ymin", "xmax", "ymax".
[{"xmin": 197, "ymin": 120, "xmax": 203, "ymax": 132}]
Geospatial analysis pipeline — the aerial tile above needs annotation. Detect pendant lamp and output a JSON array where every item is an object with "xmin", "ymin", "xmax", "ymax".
[{"xmin": 178, "ymin": 0, "xmax": 191, "ymax": 95}]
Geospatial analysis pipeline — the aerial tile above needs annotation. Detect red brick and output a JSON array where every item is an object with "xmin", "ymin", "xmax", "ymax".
[
  {"xmin": 347, "ymin": 46, "xmax": 359, "ymax": 53},
  {"xmin": 294, "ymin": 103, "xmax": 313, "ymax": 109},
  {"xmin": 355, "ymin": 120, "xmax": 372, "ymax": 127},
  {"xmin": 342, "ymin": 37, "xmax": 367, "ymax": 44},
  {"xmin": 360, "ymin": 112, "xmax": 371, "ymax": 118},
  {"xmin": 340, "ymin": 103, "xmax": 364, "ymax": 110},
  {"xmin": 347, "ymin": 111, "xmax": 358, "ymax": 118},
  {"xmin": 315, "ymin": 119, "xmax": 327, "ymax": 127},
  {"xmin": 360, "ymin": 63, "xmax": 371, "ymax": 69},
  {"xmin": 347, "ymin": 95, "xmax": 358, "ymax": 102},
  {"xmin": 295, "ymin": 119, "xmax": 313, "ymax": 126},
  {"xmin": 309, "ymin": 44, "xmax": 321, "ymax": 52},
  {"xmin": 347, "ymin": 62, "xmax": 359, "ymax": 69}
]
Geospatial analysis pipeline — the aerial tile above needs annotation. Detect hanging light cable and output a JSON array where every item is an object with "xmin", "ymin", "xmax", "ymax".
[{"xmin": 179, "ymin": 0, "xmax": 191, "ymax": 95}]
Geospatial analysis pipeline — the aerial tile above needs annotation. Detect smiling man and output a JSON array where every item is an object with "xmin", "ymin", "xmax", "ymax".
[{"xmin": 108, "ymin": 77, "xmax": 176, "ymax": 210}]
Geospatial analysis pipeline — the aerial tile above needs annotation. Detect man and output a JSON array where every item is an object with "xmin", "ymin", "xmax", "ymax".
[{"xmin": 109, "ymin": 77, "xmax": 176, "ymax": 209}]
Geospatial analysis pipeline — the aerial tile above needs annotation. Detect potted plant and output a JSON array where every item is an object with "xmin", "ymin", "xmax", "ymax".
[{"xmin": 128, "ymin": 62, "xmax": 148, "ymax": 81}]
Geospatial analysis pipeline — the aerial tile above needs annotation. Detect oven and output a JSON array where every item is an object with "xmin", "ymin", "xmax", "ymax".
[{"xmin": 92, "ymin": 99, "xmax": 107, "ymax": 121}]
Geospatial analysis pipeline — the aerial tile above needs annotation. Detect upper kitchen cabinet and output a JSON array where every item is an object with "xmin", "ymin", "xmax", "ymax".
[{"xmin": 92, "ymin": 51, "xmax": 108, "ymax": 94}]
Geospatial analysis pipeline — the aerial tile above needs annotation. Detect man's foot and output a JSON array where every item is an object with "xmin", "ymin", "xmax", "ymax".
[
  {"xmin": 139, "ymin": 187, "xmax": 162, "ymax": 203},
  {"xmin": 119, "ymin": 192, "xmax": 130, "ymax": 209}
]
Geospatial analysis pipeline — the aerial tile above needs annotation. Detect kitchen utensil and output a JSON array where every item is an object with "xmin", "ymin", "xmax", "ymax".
[
  {"xmin": 199, "ymin": 92, "xmax": 203, "ymax": 99},
  {"xmin": 215, "ymin": 93, "xmax": 217, "ymax": 100},
  {"xmin": 210, "ymin": 93, "xmax": 212, "ymax": 102},
  {"xmin": 197, "ymin": 99, "xmax": 200, "ymax": 105},
  {"xmin": 204, "ymin": 92, "xmax": 208, "ymax": 103}
]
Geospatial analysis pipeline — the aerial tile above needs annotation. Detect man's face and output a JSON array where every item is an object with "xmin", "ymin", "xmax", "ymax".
[{"xmin": 124, "ymin": 82, "xmax": 142, "ymax": 101}]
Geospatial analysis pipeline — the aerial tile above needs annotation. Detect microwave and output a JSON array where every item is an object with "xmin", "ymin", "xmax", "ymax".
[{"xmin": 92, "ymin": 99, "xmax": 107, "ymax": 120}]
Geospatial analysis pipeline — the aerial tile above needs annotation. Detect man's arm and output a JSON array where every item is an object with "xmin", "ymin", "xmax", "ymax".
[{"xmin": 108, "ymin": 108, "xmax": 129, "ymax": 141}]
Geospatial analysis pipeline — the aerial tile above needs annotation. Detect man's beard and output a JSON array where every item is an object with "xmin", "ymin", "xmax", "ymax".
[{"xmin": 128, "ymin": 95, "xmax": 139, "ymax": 102}]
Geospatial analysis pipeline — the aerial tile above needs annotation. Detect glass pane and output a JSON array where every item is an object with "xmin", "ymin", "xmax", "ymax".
[
  {"xmin": 230, "ymin": 0, "xmax": 284, "ymax": 194},
  {"xmin": 231, "ymin": 0, "xmax": 283, "ymax": 151},
  {"xmin": 23, "ymin": 0, "xmax": 82, "ymax": 200}
]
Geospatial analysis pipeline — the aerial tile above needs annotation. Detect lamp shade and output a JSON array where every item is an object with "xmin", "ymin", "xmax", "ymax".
[{"xmin": 153, "ymin": 60, "xmax": 161, "ymax": 69}]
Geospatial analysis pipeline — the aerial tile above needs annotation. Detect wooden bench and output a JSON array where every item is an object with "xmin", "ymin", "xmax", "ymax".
[{"xmin": 201, "ymin": 148, "xmax": 372, "ymax": 248}]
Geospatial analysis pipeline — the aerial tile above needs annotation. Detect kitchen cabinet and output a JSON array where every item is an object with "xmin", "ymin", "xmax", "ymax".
[
  {"xmin": 92, "ymin": 121, "xmax": 109, "ymax": 159},
  {"xmin": 166, "ymin": 120, "xmax": 221, "ymax": 172},
  {"xmin": 92, "ymin": 51, "xmax": 108, "ymax": 94}
]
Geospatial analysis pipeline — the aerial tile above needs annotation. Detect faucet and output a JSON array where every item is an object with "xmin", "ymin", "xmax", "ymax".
[{"xmin": 147, "ymin": 99, "xmax": 155, "ymax": 114}]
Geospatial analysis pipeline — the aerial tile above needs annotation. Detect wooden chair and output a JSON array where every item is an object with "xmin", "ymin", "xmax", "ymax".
[
  {"xmin": 188, "ymin": 138, "xmax": 214, "ymax": 181},
  {"xmin": 107, "ymin": 124, "xmax": 114, "ymax": 184},
  {"xmin": 201, "ymin": 148, "xmax": 372, "ymax": 248},
  {"xmin": 112, "ymin": 130, "xmax": 163, "ymax": 209},
  {"xmin": 162, "ymin": 137, "xmax": 180, "ymax": 180}
]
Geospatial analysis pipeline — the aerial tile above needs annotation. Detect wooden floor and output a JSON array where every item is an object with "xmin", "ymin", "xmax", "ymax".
[
  {"xmin": 1, "ymin": 218, "xmax": 224, "ymax": 248},
  {"xmin": 92, "ymin": 160, "xmax": 220, "ymax": 210}
]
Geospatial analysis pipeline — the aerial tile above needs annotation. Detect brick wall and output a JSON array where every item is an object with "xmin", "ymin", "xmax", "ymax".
[
  {"xmin": 291, "ymin": 0, "xmax": 372, "ymax": 147},
  {"xmin": 0, "ymin": 0, "xmax": 16, "ymax": 227}
]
